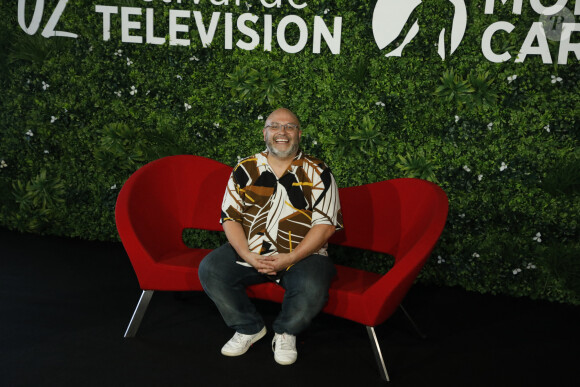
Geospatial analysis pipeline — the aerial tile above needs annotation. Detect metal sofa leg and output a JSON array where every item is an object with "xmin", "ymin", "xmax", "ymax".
[
  {"xmin": 399, "ymin": 304, "xmax": 427, "ymax": 339},
  {"xmin": 124, "ymin": 290, "xmax": 154, "ymax": 338},
  {"xmin": 366, "ymin": 326, "xmax": 390, "ymax": 382}
]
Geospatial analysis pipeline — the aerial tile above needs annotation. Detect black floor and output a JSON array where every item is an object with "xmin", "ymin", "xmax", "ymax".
[{"xmin": 1, "ymin": 227, "xmax": 578, "ymax": 387}]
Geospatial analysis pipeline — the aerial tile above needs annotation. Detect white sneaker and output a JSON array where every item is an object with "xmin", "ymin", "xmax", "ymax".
[
  {"xmin": 221, "ymin": 326, "xmax": 266, "ymax": 356},
  {"xmin": 272, "ymin": 333, "xmax": 297, "ymax": 365}
]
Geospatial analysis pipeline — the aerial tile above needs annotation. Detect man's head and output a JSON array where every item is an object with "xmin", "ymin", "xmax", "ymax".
[{"xmin": 263, "ymin": 108, "xmax": 302, "ymax": 160}]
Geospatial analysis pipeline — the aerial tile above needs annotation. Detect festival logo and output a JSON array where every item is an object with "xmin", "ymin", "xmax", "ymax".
[
  {"xmin": 372, "ymin": 0, "xmax": 467, "ymax": 60},
  {"xmin": 539, "ymin": 5, "xmax": 575, "ymax": 41}
]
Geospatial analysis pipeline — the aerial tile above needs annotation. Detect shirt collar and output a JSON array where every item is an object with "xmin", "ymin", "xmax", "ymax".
[
  {"xmin": 259, "ymin": 150, "xmax": 303, "ymax": 174},
  {"xmin": 260, "ymin": 149, "xmax": 303, "ymax": 161}
]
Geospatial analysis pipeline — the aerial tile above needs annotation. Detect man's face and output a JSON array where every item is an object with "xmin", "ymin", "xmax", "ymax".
[{"xmin": 263, "ymin": 111, "xmax": 301, "ymax": 159}]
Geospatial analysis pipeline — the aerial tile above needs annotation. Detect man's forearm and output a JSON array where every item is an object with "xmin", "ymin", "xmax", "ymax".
[
  {"xmin": 222, "ymin": 220, "xmax": 251, "ymax": 260},
  {"xmin": 286, "ymin": 224, "xmax": 336, "ymax": 265},
  {"xmin": 223, "ymin": 221, "xmax": 277, "ymax": 272}
]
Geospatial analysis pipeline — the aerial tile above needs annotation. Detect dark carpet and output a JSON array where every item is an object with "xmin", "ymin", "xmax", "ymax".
[{"xmin": 0, "ymin": 227, "xmax": 578, "ymax": 387}]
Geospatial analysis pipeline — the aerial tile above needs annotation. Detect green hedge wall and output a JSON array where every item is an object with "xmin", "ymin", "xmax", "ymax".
[{"xmin": 1, "ymin": 0, "xmax": 578, "ymax": 304}]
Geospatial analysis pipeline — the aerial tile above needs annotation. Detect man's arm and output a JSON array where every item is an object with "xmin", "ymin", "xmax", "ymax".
[
  {"xmin": 222, "ymin": 220, "xmax": 273, "ymax": 273},
  {"xmin": 258, "ymin": 224, "xmax": 336, "ymax": 274}
]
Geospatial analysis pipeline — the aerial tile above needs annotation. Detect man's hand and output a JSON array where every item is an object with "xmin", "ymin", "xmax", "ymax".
[
  {"xmin": 240, "ymin": 251, "xmax": 278, "ymax": 274},
  {"xmin": 257, "ymin": 253, "xmax": 296, "ymax": 275}
]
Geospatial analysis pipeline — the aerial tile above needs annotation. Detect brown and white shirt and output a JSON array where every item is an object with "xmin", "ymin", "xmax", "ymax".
[{"xmin": 221, "ymin": 150, "xmax": 343, "ymax": 256}]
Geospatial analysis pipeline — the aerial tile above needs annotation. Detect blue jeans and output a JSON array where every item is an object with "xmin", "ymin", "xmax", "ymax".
[{"xmin": 198, "ymin": 243, "xmax": 336, "ymax": 336}]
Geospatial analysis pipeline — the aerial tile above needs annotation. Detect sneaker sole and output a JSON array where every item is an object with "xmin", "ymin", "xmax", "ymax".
[
  {"xmin": 221, "ymin": 327, "xmax": 267, "ymax": 357},
  {"xmin": 274, "ymin": 356, "xmax": 297, "ymax": 366}
]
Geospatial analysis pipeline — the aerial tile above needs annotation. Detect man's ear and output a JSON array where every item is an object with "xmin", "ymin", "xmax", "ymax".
[{"xmin": 263, "ymin": 128, "xmax": 267, "ymax": 141}]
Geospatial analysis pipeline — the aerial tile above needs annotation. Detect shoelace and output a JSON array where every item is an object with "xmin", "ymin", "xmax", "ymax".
[
  {"xmin": 231, "ymin": 332, "xmax": 248, "ymax": 345},
  {"xmin": 277, "ymin": 334, "xmax": 296, "ymax": 350}
]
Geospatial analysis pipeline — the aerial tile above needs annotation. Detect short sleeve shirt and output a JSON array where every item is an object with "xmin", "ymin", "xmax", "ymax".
[{"xmin": 221, "ymin": 150, "xmax": 343, "ymax": 256}]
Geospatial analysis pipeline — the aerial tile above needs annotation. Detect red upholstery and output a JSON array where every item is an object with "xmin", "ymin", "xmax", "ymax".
[
  {"xmin": 116, "ymin": 155, "xmax": 448, "ymax": 328},
  {"xmin": 325, "ymin": 180, "xmax": 449, "ymax": 326},
  {"xmin": 115, "ymin": 155, "xmax": 231, "ymax": 291}
]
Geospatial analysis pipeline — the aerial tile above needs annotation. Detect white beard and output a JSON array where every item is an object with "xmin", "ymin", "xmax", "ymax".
[{"xmin": 266, "ymin": 136, "xmax": 299, "ymax": 159}]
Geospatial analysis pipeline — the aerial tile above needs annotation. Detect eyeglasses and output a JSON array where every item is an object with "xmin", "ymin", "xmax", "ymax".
[{"xmin": 265, "ymin": 122, "xmax": 300, "ymax": 132}]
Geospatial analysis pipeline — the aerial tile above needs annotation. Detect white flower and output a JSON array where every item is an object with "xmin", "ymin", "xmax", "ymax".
[
  {"xmin": 512, "ymin": 268, "xmax": 522, "ymax": 275},
  {"xmin": 176, "ymin": 75, "xmax": 182, "ymax": 80},
  {"xmin": 245, "ymin": 2, "xmax": 252, "ymax": 10},
  {"xmin": 533, "ymin": 232, "xmax": 542, "ymax": 243},
  {"xmin": 42, "ymin": 81, "xmax": 50, "ymax": 90},
  {"xmin": 110, "ymin": 184, "xmax": 117, "ymax": 190},
  {"xmin": 472, "ymin": 252, "xmax": 480, "ymax": 258},
  {"xmin": 507, "ymin": 75, "xmax": 517, "ymax": 83},
  {"xmin": 437, "ymin": 255, "xmax": 446, "ymax": 264},
  {"xmin": 26, "ymin": 130, "xmax": 34, "ymax": 137},
  {"xmin": 190, "ymin": 56, "xmax": 200, "ymax": 61},
  {"xmin": 312, "ymin": 140, "xmax": 318, "ymax": 146},
  {"xmin": 478, "ymin": 174, "xmax": 483, "ymax": 181},
  {"xmin": 126, "ymin": 57, "xmax": 133, "ymax": 66},
  {"xmin": 551, "ymin": 75, "xmax": 562, "ymax": 84},
  {"xmin": 375, "ymin": 101, "xmax": 385, "ymax": 107},
  {"xmin": 543, "ymin": 124, "xmax": 550, "ymax": 132},
  {"xmin": 463, "ymin": 165, "xmax": 471, "ymax": 172},
  {"xmin": 50, "ymin": 116, "xmax": 58, "ymax": 123},
  {"xmin": 184, "ymin": 102, "xmax": 191, "ymax": 111},
  {"xmin": 455, "ymin": 115, "xmax": 460, "ymax": 123},
  {"xmin": 0, "ymin": 160, "xmax": 7, "ymax": 168},
  {"xmin": 130, "ymin": 86, "xmax": 137, "ymax": 96},
  {"xmin": 487, "ymin": 122, "xmax": 493, "ymax": 130},
  {"xmin": 115, "ymin": 49, "xmax": 123, "ymax": 57},
  {"xmin": 44, "ymin": 150, "xmax": 49, "ymax": 154},
  {"xmin": 114, "ymin": 90, "xmax": 122, "ymax": 97},
  {"xmin": 458, "ymin": 213, "xmax": 465, "ymax": 218},
  {"xmin": 257, "ymin": 115, "xmax": 264, "ymax": 120},
  {"xmin": 526, "ymin": 263, "xmax": 537, "ymax": 270},
  {"xmin": 146, "ymin": 90, "xmax": 150, "ymax": 95},
  {"xmin": 237, "ymin": 155, "xmax": 242, "ymax": 162},
  {"xmin": 324, "ymin": 9, "xmax": 330, "ymax": 14},
  {"xmin": 89, "ymin": 46, "xmax": 93, "ymax": 52},
  {"xmin": 499, "ymin": 162, "xmax": 508, "ymax": 171},
  {"xmin": 213, "ymin": 122, "xmax": 220, "ymax": 128}
]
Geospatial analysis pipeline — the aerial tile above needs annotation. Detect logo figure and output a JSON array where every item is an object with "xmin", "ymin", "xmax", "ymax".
[
  {"xmin": 538, "ymin": 6, "xmax": 575, "ymax": 42},
  {"xmin": 372, "ymin": 0, "xmax": 467, "ymax": 60}
]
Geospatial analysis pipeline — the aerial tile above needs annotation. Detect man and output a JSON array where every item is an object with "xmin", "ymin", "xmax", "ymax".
[{"xmin": 198, "ymin": 108, "xmax": 342, "ymax": 365}]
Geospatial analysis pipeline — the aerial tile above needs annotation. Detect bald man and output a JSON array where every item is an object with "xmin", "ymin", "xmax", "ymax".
[{"xmin": 199, "ymin": 108, "xmax": 343, "ymax": 365}]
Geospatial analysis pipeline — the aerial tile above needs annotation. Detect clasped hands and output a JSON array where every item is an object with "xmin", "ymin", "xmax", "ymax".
[{"xmin": 242, "ymin": 252, "xmax": 296, "ymax": 276}]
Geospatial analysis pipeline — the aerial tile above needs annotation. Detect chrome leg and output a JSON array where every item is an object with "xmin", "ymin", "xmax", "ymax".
[
  {"xmin": 124, "ymin": 290, "xmax": 154, "ymax": 338},
  {"xmin": 399, "ymin": 304, "xmax": 427, "ymax": 339},
  {"xmin": 366, "ymin": 326, "xmax": 390, "ymax": 382}
]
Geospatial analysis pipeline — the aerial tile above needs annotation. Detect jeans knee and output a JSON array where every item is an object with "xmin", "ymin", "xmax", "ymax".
[
  {"xmin": 198, "ymin": 254, "xmax": 219, "ymax": 291},
  {"xmin": 289, "ymin": 284, "xmax": 329, "ymax": 312},
  {"xmin": 305, "ymin": 287, "xmax": 329, "ymax": 311},
  {"xmin": 198, "ymin": 254, "xmax": 208, "ymax": 275}
]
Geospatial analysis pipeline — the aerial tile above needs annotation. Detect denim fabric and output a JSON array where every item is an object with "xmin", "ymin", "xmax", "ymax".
[{"xmin": 198, "ymin": 243, "xmax": 336, "ymax": 336}]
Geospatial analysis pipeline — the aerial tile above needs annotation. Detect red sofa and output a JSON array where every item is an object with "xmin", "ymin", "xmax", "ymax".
[{"xmin": 116, "ymin": 155, "xmax": 448, "ymax": 382}]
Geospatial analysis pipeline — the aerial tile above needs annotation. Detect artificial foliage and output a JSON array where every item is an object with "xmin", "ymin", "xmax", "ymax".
[{"xmin": 0, "ymin": 0, "xmax": 578, "ymax": 304}]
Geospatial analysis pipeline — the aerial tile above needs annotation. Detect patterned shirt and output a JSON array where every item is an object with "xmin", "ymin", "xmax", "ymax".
[{"xmin": 221, "ymin": 150, "xmax": 343, "ymax": 257}]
